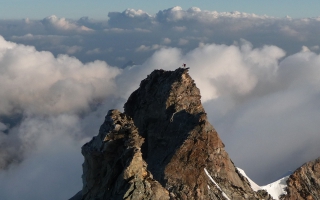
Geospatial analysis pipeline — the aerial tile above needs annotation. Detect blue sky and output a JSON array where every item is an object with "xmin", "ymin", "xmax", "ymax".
[{"xmin": 1, "ymin": 0, "xmax": 320, "ymax": 19}]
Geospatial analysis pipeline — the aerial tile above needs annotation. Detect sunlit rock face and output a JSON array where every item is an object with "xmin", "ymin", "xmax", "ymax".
[
  {"xmin": 72, "ymin": 68, "xmax": 273, "ymax": 200},
  {"xmin": 81, "ymin": 109, "xmax": 169, "ymax": 200},
  {"xmin": 280, "ymin": 157, "xmax": 320, "ymax": 200}
]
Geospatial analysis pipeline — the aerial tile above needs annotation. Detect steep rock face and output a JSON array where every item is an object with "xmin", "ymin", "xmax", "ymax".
[
  {"xmin": 76, "ymin": 68, "xmax": 273, "ymax": 200},
  {"xmin": 124, "ymin": 68, "xmax": 259, "ymax": 199},
  {"xmin": 81, "ymin": 110, "xmax": 169, "ymax": 200},
  {"xmin": 281, "ymin": 157, "xmax": 320, "ymax": 200}
]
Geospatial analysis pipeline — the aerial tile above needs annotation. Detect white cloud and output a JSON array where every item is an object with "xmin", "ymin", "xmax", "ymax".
[
  {"xmin": 155, "ymin": 6, "xmax": 270, "ymax": 24},
  {"xmin": 178, "ymin": 38, "xmax": 189, "ymax": 45},
  {"xmin": 162, "ymin": 38, "xmax": 171, "ymax": 44},
  {"xmin": 118, "ymin": 40, "xmax": 285, "ymax": 103},
  {"xmin": 122, "ymin": 8, "xmax": 151, "ymax": 18},
  {"xmin": 0, "ymin": 36, "xmax": 120, "ymax": 116},
  {"xmin": 156, "ymin": 6, "xmax": 185, "ymax": 22},
  {"xmin": 301, "ymin": 46, "xmax": 310, "ymax": 52},
  {"xmin": 2, "ymin": 7, "xmax": 320, "ymax": 68},
  {"xmin": 107, "ymin": 8, "xmax": 153, "ymax": 29},
  {"xmin": 0, "ymin": 115, "xmax": 85, "ymax": 200},
  {"xmin": 0, "ymin": 37, "xmax": 122, "ymax": 195},
  {"xmin": 135, "ymin": 44, "xmax": 150, "ymax": 52},
  {"xmin": 41, "ymin": 15, "xmax": 93, "ymax": 33},
  {"xmin": 135, "ymin": 44, "xmax": 163, "ymax": 52},
  {"xmin": 280, "ymin": 25, "xmax": 305, "ymax": 40}
]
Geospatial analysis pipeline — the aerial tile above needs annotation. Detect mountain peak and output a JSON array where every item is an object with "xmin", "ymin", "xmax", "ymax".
[{"xmin": 72, "ymin": 68, "xmax": 272, "ymax": 200}]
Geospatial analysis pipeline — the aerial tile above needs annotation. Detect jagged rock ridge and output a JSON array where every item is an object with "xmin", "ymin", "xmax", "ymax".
[
  {"xmin": 72, "ymin": 68, "xmax": 272, "ymax": 200},
  {"xmin": 80, "ymin": 109, "xmax": 169, "ymax": 199},
  {"xmin": 280, "ymin": 157, "xmax": 320, "ymax": 200}
]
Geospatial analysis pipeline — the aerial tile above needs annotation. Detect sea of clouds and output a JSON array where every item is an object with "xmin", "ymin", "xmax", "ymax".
[{"xmin": 0, "ymin": 6, "xmax": 320, "ymax": 199}]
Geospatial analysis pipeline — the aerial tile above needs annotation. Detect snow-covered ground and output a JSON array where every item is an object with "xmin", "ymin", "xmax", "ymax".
[
  {"xmin": 237, "ymin": 168, "xmax": 289, "ymax": 200},
  {"xmin": 261, "ymin": 176, "xmax": 289, "ymax": 200},
  {"xmin": 236, "ymin": 168, "xmax": 261, "ymax": 192}
]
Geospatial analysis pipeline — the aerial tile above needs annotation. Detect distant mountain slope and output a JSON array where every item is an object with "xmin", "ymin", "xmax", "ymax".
[
  {"xmin": 237, "ymin": 167, "xmax": 287, "ymax": 200},
  {"xmin": 280, "ymin": 157, "xmax": 320, "ymax": 200},
  {"xmin": 239, "ymin": 157, "xmax": 320, "ymax": 200}
]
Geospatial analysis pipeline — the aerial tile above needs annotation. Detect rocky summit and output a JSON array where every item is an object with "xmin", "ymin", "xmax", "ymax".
[
  {"xmin": 280, "ymin": 157, "xmax": 320, "ymax": 200},
  {"xmin": 71, "ymin": 68, "xmax": 273, "ymax": 200}
]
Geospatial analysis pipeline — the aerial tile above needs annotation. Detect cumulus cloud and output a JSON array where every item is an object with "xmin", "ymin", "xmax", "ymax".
[
  {"xmin": 0, "ymin": 115, "xmax": 85, "ymax": 200},
  {"xmin": 107, "ymin": 8, "xmax": 153, "ymax": 29},
  {"xmin": 0, "ymin": 36, "xmax": 120, "ymax": 116},
  {"xmin": 162, "ymin": 37, "xmax": 171, "ymax": 44},
  {"xmin": 41, "ymin": 15, "xmax": 93, "ymax": 33},
  {"xmin": 1, "ymin": 6, "xmax": 319, "ymax": 67},
  {"xmin": 135, "ymin": 45, "xmax": 150, "ymax": 52},
  {"xmin": 0, "ymin": 36, "xmax": 121, "ymax": 199},
  {"xmin": 135, "ymin": 44, "xmax": 164, "ymax": 52},
  {"xmin": 0, "ymin": 34, "xmax": 119, "ymax": 177},
  {"xmin": 122, "ymin": 40, "xmax": 284, "ymax": 102}
]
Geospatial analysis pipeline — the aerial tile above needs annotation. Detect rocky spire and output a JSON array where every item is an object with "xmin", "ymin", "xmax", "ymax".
[{"xmin": 73, "ymin": 68, "xmax": 273, "ymax": 200}]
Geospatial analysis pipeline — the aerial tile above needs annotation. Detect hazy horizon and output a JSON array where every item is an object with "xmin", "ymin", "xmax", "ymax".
[{"xmin": 1, "ymin": 1, "xmax": 320, "ymax": 19}]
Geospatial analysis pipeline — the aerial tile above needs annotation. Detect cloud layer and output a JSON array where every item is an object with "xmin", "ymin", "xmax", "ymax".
[
  {"xmin": 0, "ymin": 7, "xmax": 320, "ymax": 199},
  {"xmin": 0, "ymin": 36, "xmax": 120, "ymax": 116},
  {"xmin": 0, "ymin": 36, "xmax": 121, "ymax": 199},
  {"xmin": 1, "ymin": 6, "xmax": 320, "ymax": 67}
]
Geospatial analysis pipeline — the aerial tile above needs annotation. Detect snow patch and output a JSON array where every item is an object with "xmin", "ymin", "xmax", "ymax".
[
  {"xmin": 237, "ymin": 167, "xmax": 289, "ymax": 200},
  {"xmin": 237, "ymin": 168, "xmax": 261, "ymax": 191},
  {"xmin": 261, "ymin": 176, "xmax": 289, "ymax": 200},
  {"xmin": 204, "ymin": 168, "xmax": 231, "ymax": 200}
]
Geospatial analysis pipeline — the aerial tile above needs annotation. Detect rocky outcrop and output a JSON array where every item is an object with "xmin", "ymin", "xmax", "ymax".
[
  {"xmin": 81, "ymin": 109, "xmax": 169, "ymax": 200},
  {"xmin": 73, "ymin": 68, "xmax": 273, "ymax": 200},
  {"xmin": 280, "ymin": 157, "xmax": 320, "ymax": 200}
]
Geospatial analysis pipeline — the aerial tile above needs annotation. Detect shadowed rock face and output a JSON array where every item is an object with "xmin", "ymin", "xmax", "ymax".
[
  {"xmin": 73, "ymin": 68, "xmax": 273, "ymax": 200},
  {"xmin": 281, "ymin": 157, "xmax": 320, "ymax": 200}
]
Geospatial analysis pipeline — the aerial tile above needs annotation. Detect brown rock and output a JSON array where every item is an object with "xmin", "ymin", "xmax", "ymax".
[
  {"xmin": 281, "ymin": 157, "xmax": 320, "ymax": 200},
  {"xmin": 124, "ymin": 68, "xmax": 270, "ymax": 199},
  {"xmin": 74, "ymin": 68, "xmax": 274, "ymax": 200},
  {"xmin": 81, "ymin": 109, "xmax": 169, "ymax": 200}
]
